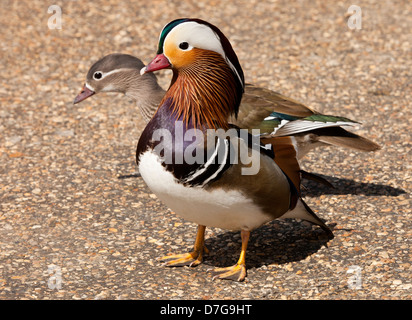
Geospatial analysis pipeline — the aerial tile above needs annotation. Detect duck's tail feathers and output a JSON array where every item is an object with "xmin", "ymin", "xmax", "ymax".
[
  {"xmin": 315, "ymin": 127, "xmax": 381, "ymax": 152},
  {"xmin": 281, "ymin": 198, "xmax": 334, "ymax": 239}
]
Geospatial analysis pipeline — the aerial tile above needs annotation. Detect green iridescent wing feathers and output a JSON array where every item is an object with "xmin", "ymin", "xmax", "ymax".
[
  {"xmin": 229, "ymin": 84, "xmax": 380, "ymax": 153},
  {"xmin": 233, "ymin": 84, "xmax": 359, "ymax": 136}
]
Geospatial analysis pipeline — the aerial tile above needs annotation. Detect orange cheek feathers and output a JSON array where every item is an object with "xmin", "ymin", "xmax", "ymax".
[{"xmin": 164, "ymin": 44, "xmax": 198, "ymax": 70}]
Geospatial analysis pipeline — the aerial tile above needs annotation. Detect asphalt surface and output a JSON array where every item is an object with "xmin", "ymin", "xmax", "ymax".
[{"xmin": 0, "ymin": 0, "xmax": 410, "ymax": 300}]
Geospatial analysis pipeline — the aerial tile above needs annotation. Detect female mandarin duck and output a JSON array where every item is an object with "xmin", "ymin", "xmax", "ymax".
[
  {"xmin": 74, "ymin": 54, "xmax": 380, "ymax": 160},
  {"xmin": 133, "ymin": 18, "xmax": 335, "ymax": 281}
]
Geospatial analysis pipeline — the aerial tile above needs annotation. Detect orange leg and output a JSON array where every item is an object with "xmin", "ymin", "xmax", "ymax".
[
  {"xmin": 209, "ymin": 230, "xmax": 250, "ymax": 282},
  {"xmin": 160, "ymin": 225, "xmax": 208, "ymax": 267}
]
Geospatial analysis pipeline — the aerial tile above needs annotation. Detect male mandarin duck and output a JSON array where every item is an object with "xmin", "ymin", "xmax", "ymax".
[
  {"xmin": 131, "ymin": 18, "xmax": 335, "ymax": 281},
  {"xmin": 74, "ymin": 54, "xmax": 380, "ymax": 161}
]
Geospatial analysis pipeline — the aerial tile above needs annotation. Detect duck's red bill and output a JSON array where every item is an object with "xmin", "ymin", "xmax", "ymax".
[{"xmin": 140, "ymin": 53, "xmax": 171, "ymax": 75}]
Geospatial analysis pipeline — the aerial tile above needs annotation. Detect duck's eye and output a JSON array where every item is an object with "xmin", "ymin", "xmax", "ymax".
[
  {"xmin": 93, "ymin": 71, "xmax": 103, "ymax": 80},
  {"xmin": 179, "ymin": 42, "xmax": 189, "ymax": 50}
]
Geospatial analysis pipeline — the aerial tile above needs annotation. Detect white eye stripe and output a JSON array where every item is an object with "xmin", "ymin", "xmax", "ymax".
[{"xmin": 92, "ymin": 68, "xmax": 134, "ymax": 80}]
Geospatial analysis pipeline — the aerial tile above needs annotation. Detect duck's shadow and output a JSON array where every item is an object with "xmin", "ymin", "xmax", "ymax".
[
  {"xmin": 301, "ymin": 174, "xmax": 406, "ymax": 197},
  {"xmin": 203, "ymin": 220, "xmax": 334, "ymax": 269},
  {"xmin": 199, "ymin": 175, "xmax": 406, "ymax": 269},
  {"xmin": 118, "ymin": 172, "xmax": 141, "ymax": 179}
]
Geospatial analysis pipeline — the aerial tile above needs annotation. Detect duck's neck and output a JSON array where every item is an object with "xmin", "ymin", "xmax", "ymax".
[
  {"xmin": 160, "ymin": 51, "xmax": 242, "ymax": 130},
  {"xmin": 125, "ymin": 72, "xmax": 166, "ymax": 123}
]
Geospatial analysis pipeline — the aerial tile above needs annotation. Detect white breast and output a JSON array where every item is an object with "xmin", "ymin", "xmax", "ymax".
[{"xmin": 138, "ymin": 150, "xmax": 272, "ymax": 231}]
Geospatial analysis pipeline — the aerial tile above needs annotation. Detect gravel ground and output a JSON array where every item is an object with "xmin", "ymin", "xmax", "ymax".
[{"xmin": 0, "ymin": 0, "xmax": 410, "ymax": 300}]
